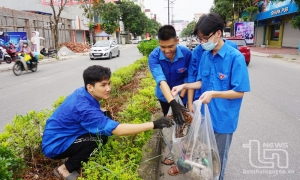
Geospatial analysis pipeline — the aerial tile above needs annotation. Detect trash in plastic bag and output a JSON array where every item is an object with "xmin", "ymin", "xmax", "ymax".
[
  {"xmin": 162, "ymin": 95, "xmax": 193, "ymax": 151},
  {"xmin": 161, "ymin": 94, "xmax": 183, "ymax": 152},
  {"xmin": 171, "ymin": 100, "xmax": 221, "ymax": 180}
]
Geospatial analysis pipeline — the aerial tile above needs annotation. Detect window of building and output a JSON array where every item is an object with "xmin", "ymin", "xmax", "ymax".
[{"xmin": 270, "ymin": 24, "xmax": 280, "ymax": 41}]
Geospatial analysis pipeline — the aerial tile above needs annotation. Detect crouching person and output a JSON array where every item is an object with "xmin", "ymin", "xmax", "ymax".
[{"xmin": 42, "ymin": 65, "xmax": 172, "ymax": 180}]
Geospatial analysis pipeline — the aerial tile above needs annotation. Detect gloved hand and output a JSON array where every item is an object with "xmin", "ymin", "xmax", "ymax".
[
  {"xmin": 169, "ymin": 99, "xmax": 188, "ymax": 125},
  {"xmin": 153, "ymin": 116, "xmax": 173, "ymax": 129}
]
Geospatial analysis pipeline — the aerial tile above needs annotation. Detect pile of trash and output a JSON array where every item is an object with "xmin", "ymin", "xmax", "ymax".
[{"xmin": 58, "ymin": 42, "xmax": 90, "ymax": 53}]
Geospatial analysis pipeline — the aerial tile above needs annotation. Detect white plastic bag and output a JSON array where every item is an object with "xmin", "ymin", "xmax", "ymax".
[
  {"xmin": 161, "ymin": 94, "xmax": 183, "ymax": 151},
  {"xmin": 171, "ymin": 100, "xmax": 221, "ymax": 180}
]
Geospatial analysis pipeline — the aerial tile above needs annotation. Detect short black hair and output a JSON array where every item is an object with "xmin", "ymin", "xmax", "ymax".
[
  {"xmin": 158, "ymin": 25, "xmax": 177, "ymax": 40},
  {"xmin": 192, "ymin": 12, "xmax": 224, "ymax": 36},
  {"xmin": 83, "ymin": 65, "xmax": 111, "ymax": 89}
]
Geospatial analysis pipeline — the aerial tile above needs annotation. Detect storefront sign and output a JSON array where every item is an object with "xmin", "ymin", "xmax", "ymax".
[{"xmin": 271, "ymin": 6, "xmax": 289, "ymax": 16}]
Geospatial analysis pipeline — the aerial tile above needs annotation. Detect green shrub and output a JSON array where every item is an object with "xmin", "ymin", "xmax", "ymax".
[
  {"xmin": 0, "ymin": 144, "xmax": 24, "ymax": 180},
  {"xmin": 137, "ymin": 39, "xmax": 159, "ymax": 57}
]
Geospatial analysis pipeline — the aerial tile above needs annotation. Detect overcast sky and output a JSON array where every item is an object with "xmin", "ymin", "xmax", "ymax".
[{"xmin": 144, "ymin": 0, "xmax": 214, "ymax": 24}]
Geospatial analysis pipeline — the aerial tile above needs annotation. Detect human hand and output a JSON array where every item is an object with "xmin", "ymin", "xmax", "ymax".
[
  {"xmin": 169, "ymin": 99, "xmax": 189, "ymax": 125},
  {"xmin": 153, "ymin": 116, "xmax": 174, "ymax": 129},
  {"xmin": 199, "ymin": 91, "xmax": 215, "ymax": 104},
  {"xmin": 171, "ymin": 84, "xmax": 185, "ymax": 96},
  {"xmin": 187, "ymin": 103, "xmax": 194, "ymax": 113}
]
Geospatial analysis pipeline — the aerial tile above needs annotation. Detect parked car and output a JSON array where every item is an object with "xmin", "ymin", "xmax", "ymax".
[
  {"xmin": 89, "ymin": 40, "xmax": 120, "ymax": 60},
  {"xmin": 182, "ymin": 37, "xmax": 187, "ymax": 41},
  {"xmin": 186, "ymin": 36, "xmax": 200, "ymax": 50},
  {"xmin": 225, "ymin": 37, "xmax": 251, "ymax": 66},
  {"xmin": 130, "ymin": 38, "xmax": 141, "ymax": 44}
]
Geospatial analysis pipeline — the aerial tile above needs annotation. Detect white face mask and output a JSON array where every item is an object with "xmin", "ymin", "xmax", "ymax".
[{"xmin": 201, "ymin": 36, "xmax": 219, "ymax": 51}]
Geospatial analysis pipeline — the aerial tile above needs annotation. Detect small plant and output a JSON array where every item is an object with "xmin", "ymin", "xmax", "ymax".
[
  {"xmin": 292, "ymin": 58, "xmax": 297, "ymax": 60},
  {"xmin": 38, "ymin": 54, "xmax": 44, "ymax": 60},
  {"xmin": 270, "ymin": 54, "xmax": 284, "ymax": 58},
  {"xmin": 0, "ymin": 144, "xmax": 25, "ymax": 180}
]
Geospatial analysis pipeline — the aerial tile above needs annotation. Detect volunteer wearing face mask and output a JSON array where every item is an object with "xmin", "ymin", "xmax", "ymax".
[{"xmin": 171, "ymin": 12, "xmax": 250, "ymax": 180}]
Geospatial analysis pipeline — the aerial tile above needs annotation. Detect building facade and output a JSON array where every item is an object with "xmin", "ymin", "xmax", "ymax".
[
  {"xmin": 255, "ymin": 0, "xmax": 300, "ymax": 48},
  {"xmin": 131, "ymin": 0, "xmax": 145, "ymax": 12},
  {"xmin": 1, "ymin": 0, "xmax": 90, "ymax": 44},
  {"xmin": 172, "ymin": 20, "xmax": 189, "ymax": 36}
]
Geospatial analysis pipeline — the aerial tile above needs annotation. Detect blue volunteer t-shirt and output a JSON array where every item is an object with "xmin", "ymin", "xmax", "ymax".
[
  {"xmin": 149, "ymin": 45, "xmax": 192, "ymax": 102},
  {"xmin": 196, "ymin": 43, "xmax": 250, "ymax": 133},
  {"xmin": 187, "ymin": 39, "xmax": 239, "ymax": 100},
  {"xmin": 42, "ymin": 87, "xmax": 120, "ymax": 158}
]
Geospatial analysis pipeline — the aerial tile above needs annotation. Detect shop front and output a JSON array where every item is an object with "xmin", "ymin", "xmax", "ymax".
[{"xmin": 255, "ymin": 0, "xmax": 299, "ymax": 48}]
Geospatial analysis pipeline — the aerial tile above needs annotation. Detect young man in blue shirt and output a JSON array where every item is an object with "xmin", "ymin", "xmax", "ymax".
[
  {"xmin": 172, "ymin": 13, "xmax": 250, "ymax": 179},
  {"xmin": 187, "ymin": 39, "xmax": 238, "ymax": 113},
  {"xmin": 42, "ymin": 65, "xmax": 172, "ymax": 180},
  {"xmin": 148, "ymin": 25, "xmax": 191, "ymax": 167}
]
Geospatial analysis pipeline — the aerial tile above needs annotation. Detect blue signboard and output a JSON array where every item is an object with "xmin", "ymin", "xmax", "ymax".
[
  {"xmin": 256, "ymin": 0, "xmax": 298, "ymax": 21},
  {"xmin": 0, "ymin": 32, "xmax": 28, "ymax": 52}
]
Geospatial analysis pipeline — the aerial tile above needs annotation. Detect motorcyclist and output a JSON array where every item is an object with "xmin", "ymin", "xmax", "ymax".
[{"xmin": 19, "ymin": 41, "xmax": 34, "ymax": 68}]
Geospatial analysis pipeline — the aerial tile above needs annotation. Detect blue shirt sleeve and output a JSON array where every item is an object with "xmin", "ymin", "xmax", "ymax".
[
  {"xmin": 188, "ymin": 47, "xmax": 202, "ymax": 83},
  {"xmin": 76, "ymin": 102, "xmax": 120, "ymax": 136},
  {"xmin": 231, "ymin": 54, "xmax": 251, "ymax": 92},
  {"xmin": 148, "ymin": 48, "xmax": 167, "ymax": 85}
]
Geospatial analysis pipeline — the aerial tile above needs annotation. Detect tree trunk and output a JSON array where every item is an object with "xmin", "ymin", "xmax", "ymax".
[{"xmin": 89, "ymin": 16, "xmax": 94, "ymax": 46}]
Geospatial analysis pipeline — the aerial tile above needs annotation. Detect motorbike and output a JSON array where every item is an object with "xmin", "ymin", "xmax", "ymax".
[
  {"xmin": 13, "ymin": 53, "xmax": 38, "ymax": 76},
  {"xmin": 0, "ymin": 46, "xmax": 12, "ymax": 64},
  {"xmin": 6, "ymin": 43, "xmax": 18, "ymax": 60},
  {"xmin": 40, "ymin": 48, "xmax": 57, "ymax": 58}
]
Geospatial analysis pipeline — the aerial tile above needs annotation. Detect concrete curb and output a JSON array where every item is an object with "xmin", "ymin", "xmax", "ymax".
[
  {"xmin": 251, "ymin": 51, "xmax": 300, "ymax": 64},
  {"xmin": 138, "ymin": 112, "xmax": 163, "ymax": 180}
]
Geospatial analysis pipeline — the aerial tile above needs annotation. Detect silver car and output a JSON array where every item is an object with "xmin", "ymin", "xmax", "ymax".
[{"xmin": 89, "ymin": 40, "xmax": 120, "ymax": 60}]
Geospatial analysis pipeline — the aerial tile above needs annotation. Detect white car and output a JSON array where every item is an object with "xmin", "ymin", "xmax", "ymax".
[
  {"xmin": 130, "ymin": 38, "xmax": 141, "ymax": 44},
  {"xmin": 89, "ymin": 40, "xmax": 120, "ymax": 60}
]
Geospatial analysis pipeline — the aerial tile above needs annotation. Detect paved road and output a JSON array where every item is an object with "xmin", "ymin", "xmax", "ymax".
[
  {"xmin": 159, "ymin": 55, "xmax": 300, "ymax": 180},
  {"xmin": 0, "ymin": 44, "xmax": 142, "ymax": 131}
]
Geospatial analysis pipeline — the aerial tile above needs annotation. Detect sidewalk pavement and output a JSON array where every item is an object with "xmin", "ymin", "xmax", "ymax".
[
  {"xmin": 0, "ymin": 44, "xmax": 137, "ymax": 72},
  {"xmin": 250, "ymin": 46, "xmax": 300, "ymax": 63}
]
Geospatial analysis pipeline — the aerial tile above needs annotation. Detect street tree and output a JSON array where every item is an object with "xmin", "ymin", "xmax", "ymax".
[
  {"xmin": 181, "ymin": 21, "xmax": 196, "ymax": 37},
  {"xmin": 44, "ymin": 0, "xmax": 68, "ymax": 49},
  {"xmin": 98, "ymin": 2, "xmax": 121, "ymax": 35},
  {"xmin": 145, "ymin": 18, "xmax": 162, "ymax": 37},
  {"xmin": 119, "ymin": 0, "xmax": 146, "ymax": 37},
  {"xmin": 80, "ymin": 0, "xmax": 102, "ymax": 45},
  {"xmin": 291, "ymin": 0, "xmax": 300, "ymax": 30}
]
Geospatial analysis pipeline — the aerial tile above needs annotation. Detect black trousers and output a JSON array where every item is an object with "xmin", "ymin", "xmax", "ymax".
[{"xmin": 52, "ymin": 134, "xmax": 108, "ymax": 173}]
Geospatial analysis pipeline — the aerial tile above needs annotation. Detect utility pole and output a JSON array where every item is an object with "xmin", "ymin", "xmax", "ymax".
[{"xmin": 168, "ymin": 0, "xmax": 169, "ymax": 25}]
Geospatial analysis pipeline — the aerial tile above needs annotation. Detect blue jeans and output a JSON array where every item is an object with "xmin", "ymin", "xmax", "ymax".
[{"xmin": 214, "ymin": 132, "xmax": 233, "ymax": 180}]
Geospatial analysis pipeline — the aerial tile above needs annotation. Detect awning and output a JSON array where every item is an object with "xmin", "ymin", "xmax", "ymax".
[{"xmin": 95, "ymin": 31, "xmax": 111, "ymax": 37}]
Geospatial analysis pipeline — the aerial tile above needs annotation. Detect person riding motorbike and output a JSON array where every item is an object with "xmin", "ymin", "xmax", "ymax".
[{"xmin": 19, "ymin": 41, "xmax": 34, "ymax": 68}]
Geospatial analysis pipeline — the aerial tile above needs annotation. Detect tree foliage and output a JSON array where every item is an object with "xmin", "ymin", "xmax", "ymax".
[
  {"xmin": 120, "ymin": 0, "xmax": 147, "ymax": 37},
  {"xmin": 291, "ymin": 0, "xmax": 300, "ymax": 30},
  {"xmin": 181, "ymin": 21, "xmax": 196, "ymax": 37},
  {"xmin": 145, "ymin": 18, "xmax": 162, "ymax": 37},
  {"xmin": 95, "ymin": 2, "xmax": 121, "ymax": 34},
  {"xmin": 80, "ymin": 0, "xmax": 102, "ymax": 45}
]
